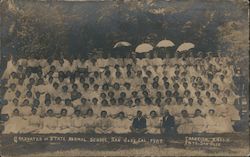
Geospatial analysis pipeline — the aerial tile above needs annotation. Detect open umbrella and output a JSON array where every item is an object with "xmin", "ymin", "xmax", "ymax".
[
  {"xmin": 176, "ymin": 42, "xmax": 195, "ymax": 52},
  {"xmin": 156, "ymin": 40, "xmax": 175, "ymax": 48},
  {"xmin": 135, "ymin": 43, "xmax": 154, "ymax": 53},
  {"xmin": 113, "ymin": 41, "xmax": 132, "ymax": 48}
]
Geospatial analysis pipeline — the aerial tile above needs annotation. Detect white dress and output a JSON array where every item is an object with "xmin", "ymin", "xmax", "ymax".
[
  {"xmin": 112, "ymin": 118, "xmax": 131, "ymax": 134},
  {"xmin": 147, "ymin": 117, "xmax": 161, "ymax": 134}
]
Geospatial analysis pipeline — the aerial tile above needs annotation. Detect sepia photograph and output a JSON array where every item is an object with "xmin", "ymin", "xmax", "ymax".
[{"xmin": 0, "ymin": 0, "xmax": 249, "ymax": 156}]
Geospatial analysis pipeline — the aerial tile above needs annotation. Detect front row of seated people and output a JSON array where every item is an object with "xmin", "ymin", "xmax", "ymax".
[{"xmin": 3, "ymin": 107, "xmax": 234, "ymax": 134}]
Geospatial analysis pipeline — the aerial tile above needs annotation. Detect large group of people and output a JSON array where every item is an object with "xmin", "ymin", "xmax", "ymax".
[{"xmin": 0, "ymin": 55, "xmax": 242, "ymax": 134}]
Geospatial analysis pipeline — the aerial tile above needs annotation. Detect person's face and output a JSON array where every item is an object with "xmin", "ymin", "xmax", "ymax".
[
  {"xmin": 150, "ymin": 112, "xmax": 157, "ymax": 118},
  {"xmin": 89, "ymin": 78, "xmax": 95, "ymax": 84},
  {"xmin": 65, "ymin": 99, "xmax": 70, "ymax": 105},
  {"xmin": 118, "ymin": 113, "xmax": 124, "ymax": 119},
  {"xmin": 53, "ymin": 84, "xmax": 59, "ymax": 90},
  {"xmin": 80, "ymin": 77, "xmax": 85, "ymax": 84},
  {"xmin": 10, "ymin": 84, "xmax": 16, "ymax": 91},
  {"xmin": 37, "ymin": 71, "xmax": 42, "ymax": 78},
  {"xmin": 23, "ymin": 99, "xmax": 29, "ymax": 105},
  {"xmin": 93, "ymin": 99, "xmax": 98, "ymax": 105},
  {"xmin": 32, "ymin": 109, "xmax": 37, "ymax": 115},
  {"xmin": 105, "ymin": 71, "xmax": 111, "ymax": 77},
  {"xmin": 18, "ymin": 79, "xmax": 24, "ymax": 85},
  {"xmin": 222, "ymin": 98, "xmax": 227, "ymax": 104},
  {"xmin": 94, "ymin": 72, "xmax": 99, "ymax": 78},
  {"xmin": 114, "ymin": 84, "xmax": 119, "ymax": 90},
  {"xmin": 75, "ymin": 111, "xmax": 81, "ymax": 117},
  {"xmin": 137, "ymin": 71, "xmax": 142, "ymax": 77},
  {"xmin": 100, "ymin": 93, "xmax": 106, "ymax": 99},
  {"xmin": 11, "ymin": 72, "xmax": 17, "ymax": 78},
  {"xmin": 206, "ymin": 92, "xmax": 210, "ymax": 97},
  {"xmin": 50, "ymin": 66, "xmax": 56, "ymax": 72},
  {"xmin": 195, "ymin": 111, "xmax": 201, "ymax": 116},
  {"xmin": 102, "ymin": 84, "xmax": 108, "ymax": 91},
  {"xmin": 125, "ymin": 84, "xmax": 130, "ymax": 90},
  {"xmin": 115, "ymin": 72, "xmax": 121, "ymax": 78},
  {"xmin": 181, "ymin": 111, "xmax": 188, "ymax": 118},
  {"xmin": 47, "ymin": 110, "xmax": 54, "ymax": 116},
  {"xmin": 143, "ymin": 91, "xmax": 148, "ymax": 96},
  {"xmin": 184, "ymin": 91, "xmax": 190, "ymax": 97},
  {"xmin": 127, "ymin": 72, "xmax": 132, "ymax": 78},
  {"xmin": 87, "ymin": 110, "xmax": 93, "ymax": 116},
  {"xmin": 198, "ymin": 99, "xmax": 203, "ymax": 105},
  {"xmin": 61, "ymin": 110, "xmax": 67, "ymax": 116},
  {"xmin": 70, "ymin": 78, "xmax": 75, "ymax": 84},
  {"xmin": 132, "ymin": 92, "xmax": 137, "ymax": 97},
  {"xmin": 155, "ymin": 99, "xmax": 161, "ymax": 105},
  {"xmin": 102, "ymin": 100, "xmax": 108, "ymax": 106},
  {"xmin": 195, "ymin": 92, "xmax": 200, "ymax": 97},
  {"xmin": 13, "ymin": 110, "xmax": 19, "ymax": 116},
  {"xmin": 35, "ymin": 92, "xmax": 40, "ymax": 98},
  {"xmin": 94, "ymin": 85, "xmax": 99, "ymax": 91},
  {"xmin": 153, "ymin": 83, "xmax": 158, "ymax": 89},
  {"xmin": 55, "ymin": 98, "xmax": 61, "ymax": 104},
  {"xmin": 15, "ymin": 92, "xmax": 21, "ymax": 98},
  {"xmin": 183, "ymin": 83, "xmax": 188, "ymax": 89},
  {"xmin": 188, "ymin": 99, "xmax": 193, "ymax": 105},
  {"xmin": 108, "ymin": 92, "xmax": 114, "ymax": 98},
  {"xmin": 26, "ymin": 71, "xmax": 32, "ymax": 78},
  {"xmin": 191, "ymin": 76, "xmax": 195, "ymax": 82},
  {"xmin": 101, "ymin": 112, "xmax": 107, "ymax": 118},
  {"xmin": 81, "ymin": 99, "xmax": 87, "ymax": 105},
  {"xmin": 118, "ymin": 99, "xmax": 124, "ymax": 105},
  {"xmin": 156, "ymin": 92, "xmax": 161, "ymax": 98},
  {"xmin": 208, "ymin": 110, "xmax": 215, "ymax": 116},
  {"xmin": 135, "ymin": 100, "xmax": 140, "ymax": 105},
  {"xmin": 45, "ymin": 100, "xmax": 51, "ymax": 106},
  {"xmin": 72, "ymin": 85, "xmax": 78, "ymax": 90},
  {"xmin": 59, "ymin": 77, "xmax": 64, "ymax": 82},
  {"xmin": 164, "ymin": 83, "xmax": 169, "ymax": 89},
  {"xmin": 166, "ymin": 98, "xmax": 171, "ymax": 105},
  {"xmin": 49, "ymin": 77, "xmax": 53, "ymax": 84},
  {"xmin": 84, "ymin": 84, "xmax": 89, "ymax": 90},
  {"xmin": 59, "ymin": 59, "xmax": 64, "ymax": 65},
  {"xmin": 154, "ymin": 77, "xmax": 159, "ymax": 82},
  {"xmin": 165, "ymin": 88, "xmax": 171, "ymax": 95},
  {"xmin": 13, "ymin": 99, "xmax": 18, "ymax": 106},
  {"xmin": 62, "ymin": 87, "xmax": 68, "ymax": 93},
  {"xmin": 137, "ymin": 112, "xmax": 142, "ymax": 117},
  {"xmin": 26, "ymin": 91, "xmax": 32, "ymax": 98},
  {"xmin": 110, "ymin": 99, "xmax": 116, "ymax": 105},
  {"xmin": 164, "ymin": 110, "xmax": 170, "ymax": 116},
  {"xmin": 146, "ymin": 71, "xmax": 151, "ymax": 77},
  {"xmin": 141, "ymin": 85, "xmax": 146, "ymax": 90}
]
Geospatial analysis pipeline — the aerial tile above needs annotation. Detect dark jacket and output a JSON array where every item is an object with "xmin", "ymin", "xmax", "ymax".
[
  {"xmin": 162, "ymin": 115, "xmax": 175, "ymax": 129},
  {"xmin": 132, "ymin": 117, "xmax": 146, "ymax": 129}
]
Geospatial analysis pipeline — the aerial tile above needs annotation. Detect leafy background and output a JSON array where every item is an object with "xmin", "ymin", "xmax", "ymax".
[{"xmin": 0, "ymin": 0, "xmax": 249, "ymax": 67}]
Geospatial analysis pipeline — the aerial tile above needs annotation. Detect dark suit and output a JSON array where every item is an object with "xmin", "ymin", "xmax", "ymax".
[
  {"xmin": 162, "ymin": 115, "xmax": 175, "ymax": 137},
  {"xmin": 131, "ymin": 117, "xmax": 147, "ymax": 133},
  {"xmin": 132, "ymin": 117, "xmax": 146, "ymax": 129}
]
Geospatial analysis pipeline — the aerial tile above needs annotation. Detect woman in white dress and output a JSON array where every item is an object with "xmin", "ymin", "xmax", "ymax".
[{"xmin": 177, "ymin": 110, "xmax": 193, "ymax": 134}]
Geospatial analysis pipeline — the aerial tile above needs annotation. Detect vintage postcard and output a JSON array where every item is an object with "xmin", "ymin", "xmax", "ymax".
[{"xmin": 0, "ymin": 0, "xmax": 249, "ymax": 156}]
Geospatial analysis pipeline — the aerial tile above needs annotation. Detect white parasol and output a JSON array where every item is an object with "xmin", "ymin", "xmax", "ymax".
[
  {"xmin": 135, "ymin": 43, "xmax": 154, "ymax": 53},
  {"xmin": 156, "ymin": 40, "xmax": 175, "ymax": 48},
  {"xmin": 113, "ymin": 41, "xmax": 132, "ymax": 48},
  {"xmin": 176, "ymin": 42, "xmax": 195, "ymax": 52}
]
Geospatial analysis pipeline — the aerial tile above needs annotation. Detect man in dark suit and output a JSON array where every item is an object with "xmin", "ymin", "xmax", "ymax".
[
  {"xmin": 161, "ymin": 109, "xmax": 176, "ymax": 138},
  {"xmin": 130, "ymin": 111, "xmax": 147, "ymax": 133}
]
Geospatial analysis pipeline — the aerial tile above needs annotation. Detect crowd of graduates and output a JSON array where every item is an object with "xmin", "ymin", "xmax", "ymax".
[{"xmin": 0, "ymin": 55, "xmax": 242, "ymax": 134}]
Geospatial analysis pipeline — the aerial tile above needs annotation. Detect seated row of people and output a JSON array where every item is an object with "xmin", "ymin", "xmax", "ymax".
[{"xmin": 3, "ymin": 108, "xmax": 235, "ymax": 134}]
